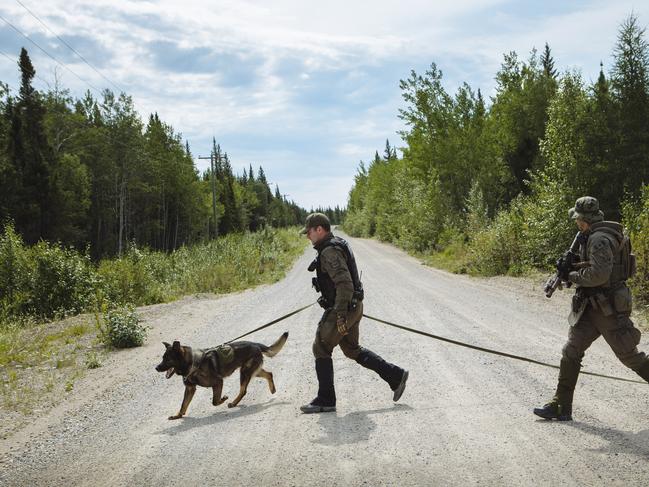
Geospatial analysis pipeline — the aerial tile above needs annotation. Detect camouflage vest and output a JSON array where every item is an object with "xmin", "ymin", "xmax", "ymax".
[
  {"xmin": 314, "ymin": 235, "xmax": 363, "ymax": 307},
  {"xmin": 584, "ymin": 221, "xmax": 636, "ymax": 287}
]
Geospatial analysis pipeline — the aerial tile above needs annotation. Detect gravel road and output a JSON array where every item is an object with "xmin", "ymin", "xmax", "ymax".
[{"xmin": 1, "ymin": 233, "xmax": 648, "ymax": 486}]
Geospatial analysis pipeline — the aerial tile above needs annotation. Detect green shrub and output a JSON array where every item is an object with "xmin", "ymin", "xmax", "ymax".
[
  {"xmin": 99, "ymin": 305, "xmax": 146, "ymax": 348},
  {"xmin": 465, "ymin": 178, "xmax": 575, "ymax": 277},
  {"xmin": 623, "ymin": 188, "xmax": 649, "ymax": 305},
  {"xmin": 1, "ymin": 225, "xmax": 304, "ymax": 328},
  {"xmin": 0, "ymin": 224, "xmax": 33, "ymax": 318},
  {"xmin": 0, "ymin": 224, "xmax": 99, "ymax": 321},
  {"xmin": 28, "ymin": 243, "xmax": 99, "ymax": 319},
  {"xmin": 97, "ymin": 246, "xmax": 169, "ymax": 306}
]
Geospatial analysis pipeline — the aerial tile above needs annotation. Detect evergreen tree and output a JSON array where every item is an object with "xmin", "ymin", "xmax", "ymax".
[
  {"xmin": 583, "ymin": 63, "xmax": 620, "ymax": 216},
  {"xmin": 7, "ymin": 48, "xmax": 55, "ymax": 243},
  {"xmin": 610, "ymin": 14, "xmax": 649, "ymax": 204},
  {"xmin": 0, "ymin": 83, "xmax": 15, "ymax": 222},
  {"xmin": 541, "ymin": 42, "xmax": 557, "ymax": 78}
]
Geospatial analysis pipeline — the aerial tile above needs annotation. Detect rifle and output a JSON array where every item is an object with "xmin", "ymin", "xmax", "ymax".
[{"xmin": 543, "ymin": 232, "xmax": 586, "ymax": 298}]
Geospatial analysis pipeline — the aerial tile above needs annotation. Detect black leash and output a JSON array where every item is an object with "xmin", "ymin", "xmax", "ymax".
[
  {"xmin": 218, "ymin": 302, "xmax": 645, "ymax": 384},
  {"xmin": 225, "ymin": 303, "xmax": 315, "ymax": 343},
  {"xmin": 363, "ymin": 313, "xmax": 647, "ymax": 385}
]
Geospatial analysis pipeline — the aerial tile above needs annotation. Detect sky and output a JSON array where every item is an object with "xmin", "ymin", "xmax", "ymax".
[{"xmin": 1, "ymin": 1, "xmax": 648, "ymax": 210}]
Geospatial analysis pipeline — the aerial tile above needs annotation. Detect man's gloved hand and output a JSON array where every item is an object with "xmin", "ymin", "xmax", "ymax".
[
  {"xmin": 336, "ymin": 312, "xmax": 348, "ymax": 336},
  {"xmin": 556, "ymin": 256, "xmax": 571, "ymax": 281}
]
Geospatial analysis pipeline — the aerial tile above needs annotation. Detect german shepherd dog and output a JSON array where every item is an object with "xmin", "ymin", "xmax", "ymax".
[{"xmin": 155, "ymin": 332, "xmax": 288, "ymax": 420}]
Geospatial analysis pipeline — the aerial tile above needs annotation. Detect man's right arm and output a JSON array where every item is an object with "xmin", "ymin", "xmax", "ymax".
[{"xmin": 320, "ymin": 247, "xmax": 354, "ymax": 315}]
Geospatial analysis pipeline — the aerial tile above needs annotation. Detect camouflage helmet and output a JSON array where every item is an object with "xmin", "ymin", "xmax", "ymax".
[
  {"xmin": 569, "ymin": 196, "xmax": 604, "ymax": 223},
  {"xmin": 300, "ymin": 212, "xmax": 331, "ymax": 234}
]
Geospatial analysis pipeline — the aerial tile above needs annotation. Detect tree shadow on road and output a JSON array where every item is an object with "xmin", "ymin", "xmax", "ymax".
[
  {"xmin": 312, "ymin": 403, "xmax": 413, "ymax": 446},
  {"xmin": 155, "ymin": 398, "xmax": 290, "ymax": 436},
  {"xmin": 567, "ymin": 422, "xmax": 649, "ymax": 457}
]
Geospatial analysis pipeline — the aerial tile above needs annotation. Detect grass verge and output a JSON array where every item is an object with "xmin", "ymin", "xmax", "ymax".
[{"xmin": 0, "ymin": 228, "xmax": 307, "ymax": 435}]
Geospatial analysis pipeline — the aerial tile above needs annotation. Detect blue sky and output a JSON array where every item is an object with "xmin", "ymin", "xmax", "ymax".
[{"xmin": 1, "ymin": 0, "xmax": 648, "ymax": 209}]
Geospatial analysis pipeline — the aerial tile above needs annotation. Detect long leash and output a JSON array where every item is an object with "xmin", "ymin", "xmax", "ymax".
[
  {"xmin": 224, "ymin": 302, "xmax": 315, "ymax": 343},
  {"xmin": 363, "ymin": 313, "xmax": 647, "ymax": 385},
  {"xmin": 218, "ymin": 302, "xmax": 645, "ymax": 385}
]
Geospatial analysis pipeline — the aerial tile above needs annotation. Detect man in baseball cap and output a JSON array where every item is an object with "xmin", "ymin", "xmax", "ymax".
[{"xmin": 300, "ymin": 212, "xmax": 331, "ymax": 235}]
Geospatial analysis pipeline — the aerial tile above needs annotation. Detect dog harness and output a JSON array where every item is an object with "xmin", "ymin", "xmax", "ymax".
[{"xmin": 184, "ymin": 345, "xmax": 234, "ymax": 384}]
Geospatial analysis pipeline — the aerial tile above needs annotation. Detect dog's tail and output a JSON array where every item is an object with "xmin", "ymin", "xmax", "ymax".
[{"xmin": 261, "ymin": 331, "xmax": 289, "ymax": 357}]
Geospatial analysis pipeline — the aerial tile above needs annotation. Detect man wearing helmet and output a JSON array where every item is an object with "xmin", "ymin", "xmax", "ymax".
[{"xmin": 534, "ymin": 196, "xmax": 649, "ymax": 421}]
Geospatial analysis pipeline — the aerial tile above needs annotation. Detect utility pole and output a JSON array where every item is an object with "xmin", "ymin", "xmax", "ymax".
[{"xmin": 198, "ymin": 152, "xmax": 218, "ymax": 238}]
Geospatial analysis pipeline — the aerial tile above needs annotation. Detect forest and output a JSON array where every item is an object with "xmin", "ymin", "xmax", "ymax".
[
  {"xmin": 0, "ymin": 47, "xmax": 344, "ymax": 260},
  {"xmin": 344, "ymin": 14, "xmax": 649, "ymax": 302}
]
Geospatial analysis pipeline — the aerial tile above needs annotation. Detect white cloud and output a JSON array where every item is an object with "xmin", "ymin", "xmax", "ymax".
[{"xmin": 1, "ymin": 0, "xmax": 649, "ymax": 210}]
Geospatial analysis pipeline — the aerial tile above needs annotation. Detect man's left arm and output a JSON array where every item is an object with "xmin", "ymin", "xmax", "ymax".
[{"xmin": 568, "ymin": 235, "xmax": 614, "ymax": 287}]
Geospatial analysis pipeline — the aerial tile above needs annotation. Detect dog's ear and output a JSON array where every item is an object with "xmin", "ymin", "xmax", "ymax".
[
  {"xmin": 163, "ymin": 341, "xmax": 171, "ymax": 349},
  {"xmin": 172, "ymin": 340, "xmax": 181, "ymax": 351}
]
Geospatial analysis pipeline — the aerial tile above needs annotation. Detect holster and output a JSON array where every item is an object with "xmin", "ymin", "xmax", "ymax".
[
  {"xmin": 568, "ymin": 291, "xmax": 588, "ymax": 326},
  {"xmin": 571, "ymin": 293, "xmax": 585, "ymax": 313},
  {"xmin": 312, "ymin": 277, "xmax": 321, "ymax": 293}
]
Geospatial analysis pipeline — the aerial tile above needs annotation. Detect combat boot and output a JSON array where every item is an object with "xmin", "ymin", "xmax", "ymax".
[
  {"xmin": 301, "ymin": 357, "xmax": 336, "ymax": 413},
  {"xmin": 635, "ymin": 360, "xmax": 649, "ymax": 383},
  {"xmin": 533, "ymin": 357, "xmax": 580, "ymax": 421},
  {"xmin": 355, "ymin": 349, "xmax": 409, "ymax": 401}
]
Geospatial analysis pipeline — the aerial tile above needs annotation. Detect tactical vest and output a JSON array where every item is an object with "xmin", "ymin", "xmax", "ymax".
[
  {"xmin": 314, "ymin": 235, "xmax": 363, "ymax": 307},
  {"xmin": 582, "ymin": 221, "xmax": 636, "ymax": 288}
]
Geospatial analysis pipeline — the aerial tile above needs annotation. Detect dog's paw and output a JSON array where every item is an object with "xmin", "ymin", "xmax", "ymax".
[
  {"xmin": 213, "ymin": 395, "xmax": 228, "ymax": 406},
  {"xmin": 168, "ymin": 414, "xmax": 183, "ymax": 420},
  {"xmin": 227, "ymin": 402, "xmax": 236, "ymax": 408}
]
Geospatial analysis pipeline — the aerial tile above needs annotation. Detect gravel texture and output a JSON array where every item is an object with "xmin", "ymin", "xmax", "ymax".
[{"xmin": 1, "ymin": 232, "xmax": 648, "ymax": 486}]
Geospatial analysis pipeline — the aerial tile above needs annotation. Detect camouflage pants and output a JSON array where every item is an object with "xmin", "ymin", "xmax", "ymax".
[
  {"xmin": 312, "ymin": 301, "xmax": 363, "ymax": 360},
  {"xmin": 562, "ymin": 304, "xmax": 648, "ymax": 371}
]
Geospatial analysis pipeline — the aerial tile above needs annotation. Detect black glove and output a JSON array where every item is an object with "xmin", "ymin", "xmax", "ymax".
[{"xmin": 556, "ymin": 256, "xmax": 571, "ymax": 281}]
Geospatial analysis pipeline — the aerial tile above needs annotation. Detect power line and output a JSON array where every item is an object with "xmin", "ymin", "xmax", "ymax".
[
  {"xmin": 0, "ymin": 11, "xmax": 103, "ymax": 96},
  {"xmin": 13, "ymin": 0, "xmax": 124, "ymax": 94}
]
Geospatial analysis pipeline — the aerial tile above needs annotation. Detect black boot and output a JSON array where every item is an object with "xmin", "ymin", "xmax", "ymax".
[
  {"xmin": 533, "ymin": 401, "xmax": 573, "ymax": 421},
  {"xmin": 533, "ymin": 357, "xmax": 580, "ymax": 421},
  {"xmin": 356, "ymin": 349, "xmax": 409, "ymax": 402},
  {"xmin": 635, "ymin": 360, "xmax": 649, "ymax": 383},
  {"xmin": 300, "ymin": 358, "xmax": 336, "ymax": 414}
]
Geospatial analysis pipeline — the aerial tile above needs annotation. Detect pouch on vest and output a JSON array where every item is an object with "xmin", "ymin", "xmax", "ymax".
[
  {"xmin": 594, "ymin": 293, "xmax": 614, "ymax": 316},
  {"xmin": 216, "ymin": 345, "xmax": 234, "ymax": 365},
  {"xmin": 612, "ymin": 286, "xmax": 633, "ymax": 314},
  {"xmin": 621, "ymin": 235, "xmax": 636, "ymax": 279}
]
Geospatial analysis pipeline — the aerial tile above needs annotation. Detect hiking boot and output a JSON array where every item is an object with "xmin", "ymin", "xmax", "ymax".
[
  {"xmin": 392, "ymin": 370, "xmax": 409, "ymax": 402},
  {"xmin": 300, "ymin": 397, "xmax": 336, "ymax": 414},
  {"xmin": 301, "ymin": 357, "xmax": 336, "ymax": 414},
  {"xmin": 533, "ymin": 401, "xmax": 572, "ymax": 421}
]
